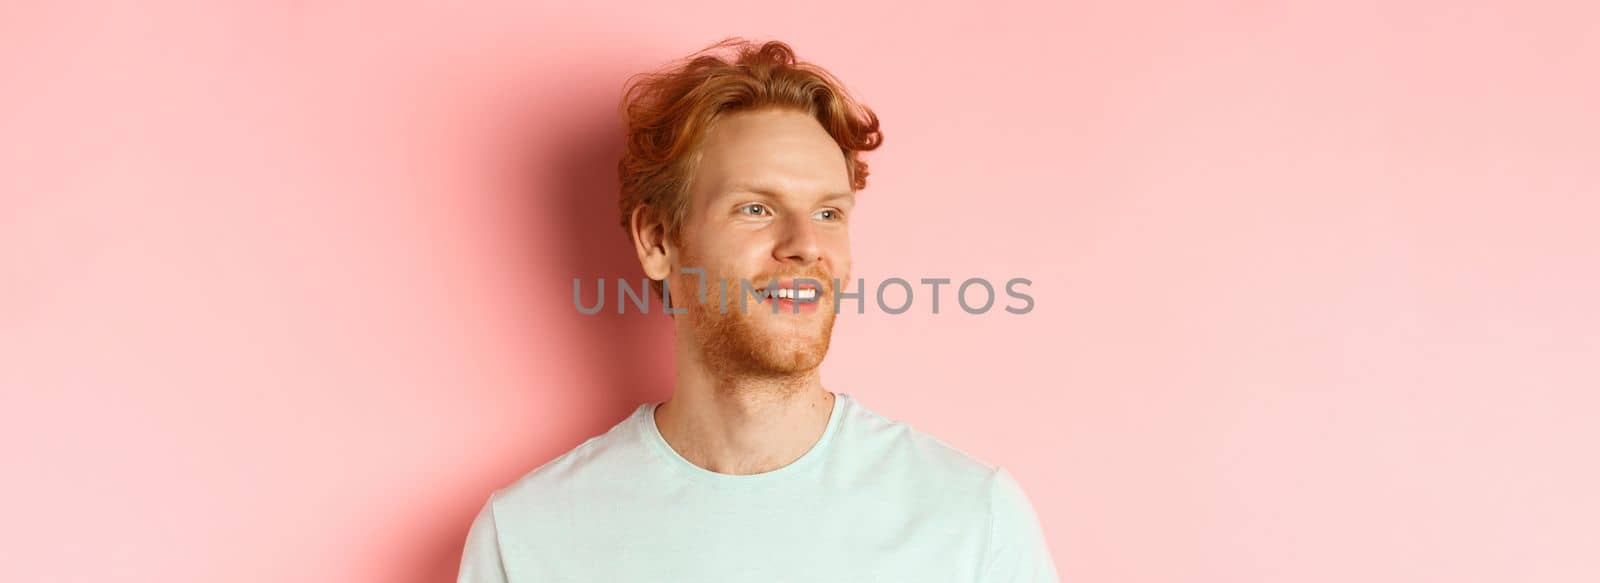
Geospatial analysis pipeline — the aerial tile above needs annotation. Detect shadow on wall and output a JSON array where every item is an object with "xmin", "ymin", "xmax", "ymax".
[
  {"xmin": 397, "ymin": 64, "xmax": 675, "ymax": 583},
  {"xmin": 539, "ymin": 83, "xmax": 676, "ymax": 422}
]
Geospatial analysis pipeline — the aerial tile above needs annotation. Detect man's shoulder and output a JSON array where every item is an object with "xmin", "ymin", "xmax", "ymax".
[
  {"xmin": 839, "ymin": 395, "xmax": 1001, "ymax": 489},
  {"xmin": 488, "ymin": 406, "xmax": 650, "ymax": 505}
]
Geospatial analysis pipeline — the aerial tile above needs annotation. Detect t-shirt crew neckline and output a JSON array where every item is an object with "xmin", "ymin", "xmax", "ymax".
[{"xmin": 638, "ymin": 391, "xmax": 848, "ymax": 485}]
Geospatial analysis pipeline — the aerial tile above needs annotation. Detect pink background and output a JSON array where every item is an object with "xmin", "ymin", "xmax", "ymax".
[{"xmin": 3, "ymin": 1, "xmax": 1597, "ymax": 581}]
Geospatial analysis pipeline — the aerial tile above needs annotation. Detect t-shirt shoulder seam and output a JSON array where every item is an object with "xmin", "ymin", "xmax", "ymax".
[
  {"xmin": 979, "ymin": 465, "xmax": 1005, "ymax": 576},
  {"xmin": 482, "ymin": 490, "xmax": 511, "ymax": 577}
]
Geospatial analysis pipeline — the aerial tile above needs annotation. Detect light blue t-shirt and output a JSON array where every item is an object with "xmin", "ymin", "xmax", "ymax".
[{"xmin": 456, "ymin": 392, "xmax": 1059, "ymax": 582}]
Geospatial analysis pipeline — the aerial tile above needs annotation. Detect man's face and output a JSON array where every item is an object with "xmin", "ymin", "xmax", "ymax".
[{"xmin": 668, "ymin": 108, "xmax": 855, "ymax": 376}]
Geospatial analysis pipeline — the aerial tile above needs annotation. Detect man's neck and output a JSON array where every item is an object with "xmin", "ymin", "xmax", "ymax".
[{"xmin": 654, "ymin": 362, "xmax": 836, "ymax": 476}]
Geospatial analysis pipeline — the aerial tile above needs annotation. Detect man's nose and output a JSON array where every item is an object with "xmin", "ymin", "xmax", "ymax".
[{"xmin": 773, "ymin": 213, "xmax": 822, "ymax": 265}]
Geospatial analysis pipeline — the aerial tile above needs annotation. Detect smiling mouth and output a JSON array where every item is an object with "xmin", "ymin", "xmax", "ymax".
[{"xmin": 754, "ymin": 286, "xmax": 821, "ymax": 303}]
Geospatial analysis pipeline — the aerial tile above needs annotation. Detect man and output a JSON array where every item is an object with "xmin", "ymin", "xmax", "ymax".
[{"xmin": 457, "ymin": 38, "xmax": 1059, "ymax": 582}]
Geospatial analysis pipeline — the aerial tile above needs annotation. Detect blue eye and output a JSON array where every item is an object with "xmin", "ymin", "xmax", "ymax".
[{"xmin": 739, "ymin": 204, "xmax": 770, "ymax": 216}]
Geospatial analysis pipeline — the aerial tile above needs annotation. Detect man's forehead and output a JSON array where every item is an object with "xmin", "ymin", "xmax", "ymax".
[{"xmin": 696, "ymin": 111, "xmax": 850, "ymax": 183}]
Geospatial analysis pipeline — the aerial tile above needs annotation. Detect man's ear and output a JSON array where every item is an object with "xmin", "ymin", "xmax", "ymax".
[{"xmin": 630, "ymin": 206, "xmax": 674, "ymax": 282}]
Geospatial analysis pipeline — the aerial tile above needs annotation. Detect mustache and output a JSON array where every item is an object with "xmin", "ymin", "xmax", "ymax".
[{"xmin": 745, "ymin": 269, "xmax": 834, "ymax": 286}]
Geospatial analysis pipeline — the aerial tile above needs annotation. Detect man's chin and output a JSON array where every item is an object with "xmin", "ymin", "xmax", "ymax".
[
  {"xmin": 717, "ymin": 328, "xmax": 834, "ymax": 376},
  {"xmin": 688, "ymin": 300, "xmax": 837, "ymax": 376},
  {"xmin": 723, "ymin": 318, "xmax": 824, "ymax": 366},
  {"xmin": 747, "ymin": 342, "xmax": 830, "ymax": 375}
]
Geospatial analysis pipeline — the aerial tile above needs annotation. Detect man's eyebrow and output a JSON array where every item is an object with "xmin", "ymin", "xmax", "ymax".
[
  {"xmin": 818, "ymin": 191, "xmax": 856, "ymax": 204},
  {"xmin": 729, "ymin": 184, "xmax": 854, "ymax": 202}
]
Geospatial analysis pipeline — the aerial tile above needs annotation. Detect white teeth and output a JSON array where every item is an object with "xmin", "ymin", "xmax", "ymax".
[
  {"xmin": 759, "ymin": 287, "xmax": 819, "ymax": 301},
  {"xmin": 755, "ymin": 289, "xmax": 819, "ymax": 302}
]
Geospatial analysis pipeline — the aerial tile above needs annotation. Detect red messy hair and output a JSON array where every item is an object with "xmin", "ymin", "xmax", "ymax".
[{"xmin": 616, "ymin": 37, "xmax": 884, "ymax": 243}]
